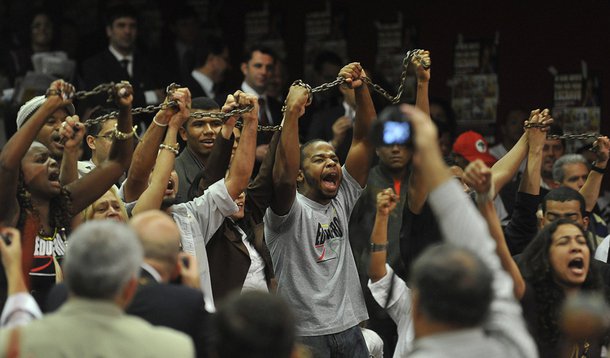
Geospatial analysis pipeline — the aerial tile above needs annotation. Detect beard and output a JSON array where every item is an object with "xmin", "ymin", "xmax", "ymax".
[{"xmin": 303, "ymin": 172, "xmax": 338, "ymax": 201}]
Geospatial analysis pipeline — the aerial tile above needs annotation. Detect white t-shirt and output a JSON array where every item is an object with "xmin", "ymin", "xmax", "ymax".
[
  {"xmin": 170, "ymin": 179, "xmax": 238, "ymax": 312},
  {"xmin": 264, "ymin": 166, "xmax": 368, "ymax": 336}
]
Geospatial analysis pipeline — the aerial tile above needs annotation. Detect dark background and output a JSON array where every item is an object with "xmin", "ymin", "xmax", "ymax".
[{"xmin": 1, "ymin": 0, "xmax": 609, "ymax": 179}]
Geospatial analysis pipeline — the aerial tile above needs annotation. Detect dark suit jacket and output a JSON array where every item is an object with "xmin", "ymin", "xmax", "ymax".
[
  {"xmin": 183, "ymin": 73, "xmax": 210, "ymax": 99},
  {"xmin": 196, "ymin": 131, "xmax": 280, "ymax": 303},
  {"xmin": 44, "ymin": 270, "xmax": 210, "ymax": 358},
  {"xmin": 307, "ymin": 104, "xmax": 352, "ymax": 164},
  {"xmin": 81, "ymin": 48, "xmax": 167, "ymax": 108}
]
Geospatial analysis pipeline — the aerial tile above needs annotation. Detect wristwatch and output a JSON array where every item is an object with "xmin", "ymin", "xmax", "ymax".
[{"xmin": 592, "ymin": 161, "xmax": 606, "ymax": 174}]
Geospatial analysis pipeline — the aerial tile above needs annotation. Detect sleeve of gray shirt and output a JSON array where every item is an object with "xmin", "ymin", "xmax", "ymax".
[{"xmin": 428, "ymin": 180, "xmax": 538, "ymax": 358}]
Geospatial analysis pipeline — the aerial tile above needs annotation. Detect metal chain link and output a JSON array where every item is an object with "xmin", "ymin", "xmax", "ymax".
[
  {"xmin": 82, "ymin": 50, "xmax": 430, "ymax": 131},
  {"xmin": 524, "ymin": 122, "xmax": 602, "ymax": 141}
]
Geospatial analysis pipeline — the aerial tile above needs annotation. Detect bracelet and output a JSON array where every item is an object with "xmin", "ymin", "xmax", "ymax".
[
  {"xmin": 370, "ymin": 242, "xmax": 388, "ymax": 252},
  {"xmin": 112, "ymin": 124, "xmax": 137, "ymax": 141},
  {"xmin": 159, "ymin": 143, "xmax": 179, "ymax": 155},
  {"xmin": 591, "ymin": 162, "xmax": 606, "ymax": 174},
  {"xmin": 153, "ymin": 117, "xmax": 168, "ymax": 127}
]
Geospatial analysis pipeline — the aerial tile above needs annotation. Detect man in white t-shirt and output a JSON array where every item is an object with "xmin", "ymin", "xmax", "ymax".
[{"xmin": 265, "ymin": 63, "xmax": 376, "ymax": 357}]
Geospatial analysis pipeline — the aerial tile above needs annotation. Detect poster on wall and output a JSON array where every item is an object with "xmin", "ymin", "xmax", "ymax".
[
  {"xmin": 374, "ymin": 13, "xmax": 418, "ymax": 103},
  {"xmin": 244, "ymin": 2, "xmax": 286, "ymax": 60},
  {"xmin": 303, "ymin": 1, "xmax": 348, "ymax": 84},
  {"xmin": 450, "ymin": 35, "xmax": 499, "ymax": 125},
  {"xmin": 552, "ymin": 72, "xmax": 602, "ymax": 152}
]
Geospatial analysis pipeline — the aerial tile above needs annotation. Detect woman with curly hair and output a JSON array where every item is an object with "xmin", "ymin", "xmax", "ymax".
[
  {"xmin": 520, "ymin": 219, "xmax": 606, "ymax": 357},
  {"xmin": 0, "ymin": 80, "xmax": 134, "ymax": 307}
]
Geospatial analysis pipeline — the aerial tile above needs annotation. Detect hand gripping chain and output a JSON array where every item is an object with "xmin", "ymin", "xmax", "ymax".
[{"xmin": 81, "ymin": 49, "xmax": 431, "ymax": 132}]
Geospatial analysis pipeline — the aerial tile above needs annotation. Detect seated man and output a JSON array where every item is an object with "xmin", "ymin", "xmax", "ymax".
[{"xmin": 0, "ymin": 221, "xmax": 194, "ymax": 357}]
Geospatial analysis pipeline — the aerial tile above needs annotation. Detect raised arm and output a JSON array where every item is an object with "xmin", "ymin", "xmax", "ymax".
[
  {"xmin": 0, "ymin": 227, "xmax": 42, "ymax": 328},
  {"xmin": 503, "ymin": 110, "xmax": 546, "ymax": 255},
  {"xmin": 368, "ymin": 188, "xmax": 399, "ymax": 282},
  {"xmin": 224, "ymin": 93, "xmax": 259, "ymax": 199},
  {"xmin": 407, "ymin": 52, "xmax": 432, "ymax": 214},
  {"xmin": 132, "ymin": 94, "xmax": 191, "ymax": 216},
  {"xmin": 343, "ymin": 63, "xmax": 377, "ymax": 187},
  {"xmin": 580, "ymin": 136, "xmax": 609, "ymax": 212},
  {"xmin": 0, "ymin": 80, "xmax": 75, "ymax": 226},
  {"xmin": 192, "ymin": 92, "xmax": 241, "ymax": 197},
  {"xmin": 519, "ymin": 110, "xmax": 546, "ymax": 195},
  {"xmin": 121, "ymin": 92, "xmax": 178, "ymax": 203},
  {"xmin": 66, "ymin": 82, "xmax": 135, "ymax": 214},
  {"xmin": 464, "ymin": 160, "xmax": 526, "ymax": 299},
  {"xmin": 490, "ymin": 109, "xmax": 551, "ymax": 195},
  {"xmin": 58, "ymin": 115, "xmax": 82, "ymax": 185},
  {"xmin": 270, "ymin": 85, "xmax": 310, "ymax": 215},
  {"xmin": 414, "ymin": 50, "xmax": 431, "ymax": 116}
]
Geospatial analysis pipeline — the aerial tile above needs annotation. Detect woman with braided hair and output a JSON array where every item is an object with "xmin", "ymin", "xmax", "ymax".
[{"xmin": 0, "ymin": 80, "xmax": 135, "ymax": 308}]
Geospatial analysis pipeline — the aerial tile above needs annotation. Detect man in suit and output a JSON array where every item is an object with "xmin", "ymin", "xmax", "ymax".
[
  {"xmin": 81, "ymin": 5, "xmax": 166, "ymax": 110},
  {"xmin": 0, "ymin": 221, "xmax": 194, "ymax": 357},
  {"xmin": 43, "ymin": 211, "xmax": 210, "ymax": 357},
  {"xmin": 240, "ymin": 45, "xmax": 283, "ymax": 166},
  {"xmin": 183, "ymin": 35, "xmax": 230, "ymax": 103},
  {"xmin": 129, "ymin": 210, "xmax": 210, "ymax": 358}
]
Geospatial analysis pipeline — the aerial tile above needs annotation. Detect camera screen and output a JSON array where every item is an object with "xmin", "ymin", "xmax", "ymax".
[{"xmin": 383, "ymin": 121, "xmax": 410, "ymax": 145}]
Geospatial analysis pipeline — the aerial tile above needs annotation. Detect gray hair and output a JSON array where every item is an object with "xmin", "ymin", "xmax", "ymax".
[
  {"xmin": 410, "ymin": 244, "xmax": 493, "ymax": 327},
  {"xmin": 64, "ymin": 221, "xmax": 143, "ymax": 300},
  {"xmin": 552, "ymin": 154, "xmax": 589, "ymax": 183}
]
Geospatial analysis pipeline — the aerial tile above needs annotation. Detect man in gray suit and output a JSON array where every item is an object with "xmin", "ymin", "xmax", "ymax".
[{"xmin": 0, "ymin": 221, "xmax": 194, "ymax": 357}]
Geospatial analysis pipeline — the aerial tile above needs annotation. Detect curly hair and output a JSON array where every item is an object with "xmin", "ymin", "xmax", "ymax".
[
  {"xmin": 17, "ymin": 170, "xmax": 73, "ymax": 235},
  {"xmin": 521, "ymin": 219, "xmax": 605, "ymax": 346}
]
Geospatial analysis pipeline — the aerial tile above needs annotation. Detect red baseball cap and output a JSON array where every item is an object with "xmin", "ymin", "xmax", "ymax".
[{"xmin": 452, "ymin": 131, "xmax": 497, "ymax": 167}]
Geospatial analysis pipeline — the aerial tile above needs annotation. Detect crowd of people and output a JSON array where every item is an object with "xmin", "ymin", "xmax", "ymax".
[{"xmin": 0, "ymin": 4, "xmax": 610, "ymax": 358}]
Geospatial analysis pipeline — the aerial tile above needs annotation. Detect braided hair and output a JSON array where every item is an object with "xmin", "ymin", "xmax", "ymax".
[{"xmin": 17, "ymin": 169, "xmax": 73, "ymax": 235}]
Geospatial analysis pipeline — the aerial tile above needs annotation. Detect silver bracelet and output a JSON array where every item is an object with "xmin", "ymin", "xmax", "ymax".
[
  {"xmin": 159, "ymin": 143, "xmax": 179, "ymax": 155},
  {"xmin": 153, "ymin": 117, "xmax": 168, "ymax": 127}
]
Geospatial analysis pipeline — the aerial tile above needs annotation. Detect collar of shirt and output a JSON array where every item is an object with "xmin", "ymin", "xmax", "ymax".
[
  {"xmin": 192, "ymin": 70, "xmax": 215, "ymax": 98},
  {"xmin": 241, "ymin": 81, "xmax": 274, "ymax": 124},
  {"xmin": 185, "ymin": 146, "xmax": 206, "ymax": 169},
  {"xmin": 241, "ymin": 81, "xmax": 265, "ymax": 99},
  {"xmin": 140, "ymin": 263, "xmax": 162, "ymax": 283}
]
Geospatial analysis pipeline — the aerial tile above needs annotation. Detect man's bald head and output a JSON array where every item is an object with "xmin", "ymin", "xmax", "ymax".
[{"xmin": 130, "ymin": 210, "xmax": 181, "ymax": 277}]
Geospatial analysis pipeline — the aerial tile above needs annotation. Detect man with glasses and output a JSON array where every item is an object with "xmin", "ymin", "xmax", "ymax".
[{"xmin": 78, "ymin": 109, "xmax": 117, "ymax": 176}]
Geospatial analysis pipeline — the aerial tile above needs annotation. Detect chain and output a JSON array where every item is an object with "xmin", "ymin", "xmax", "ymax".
[
  {"xmin": 524, "ymin": 122, "xmax": 602, "ymax": 141},
  {"xmin": 81, "ymin": 50, "xmax": 430, "ymax": 131}
]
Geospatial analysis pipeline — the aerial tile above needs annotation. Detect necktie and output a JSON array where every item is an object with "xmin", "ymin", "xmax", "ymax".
[
  {"xmin": 119, "ymin": 59, "xmax": 130, "ymax": 77},
  {"xmin": 258, "ymin": 97, "xmax": 269, "ymax": 125}
]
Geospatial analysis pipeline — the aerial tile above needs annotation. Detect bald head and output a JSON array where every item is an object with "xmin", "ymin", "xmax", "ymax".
[{"xmin": 130, "ymin": 210, "xmax": 181, "ymax": 277}]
